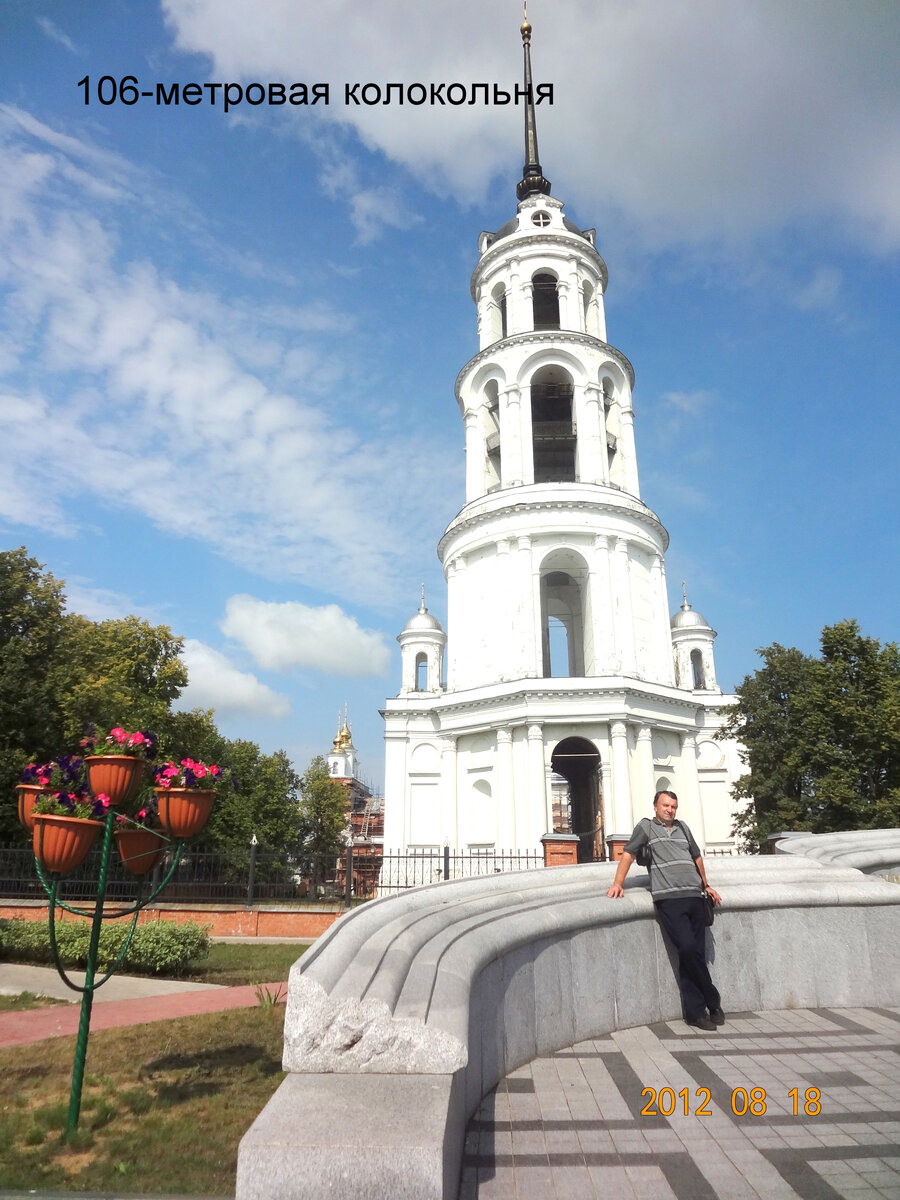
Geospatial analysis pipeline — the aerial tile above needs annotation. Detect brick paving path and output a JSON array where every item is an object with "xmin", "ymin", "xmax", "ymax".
[
  {"xmin": 460, "ymin": 1008, "xmax": 900, "ymax": 1200},
  {"xmin": 0, "ymin": 980, "xmax": 288, "ymax": 1047}
]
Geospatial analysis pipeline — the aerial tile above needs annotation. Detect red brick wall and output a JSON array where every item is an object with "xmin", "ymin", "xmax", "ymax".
[{"xmin": 0, "ymin": 901, "xmax": 339, "ymax": 938}]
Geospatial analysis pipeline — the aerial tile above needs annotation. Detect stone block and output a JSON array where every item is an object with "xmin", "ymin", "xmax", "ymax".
[{"xmin": 237, "ymin": 1071, "xmax": 465, "ymax": 1200}]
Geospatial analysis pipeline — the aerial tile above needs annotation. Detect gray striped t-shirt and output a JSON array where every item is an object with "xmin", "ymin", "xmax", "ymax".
[{"xmin": 624, "ymin": 817, "xmax": 703, "ymax": 900}]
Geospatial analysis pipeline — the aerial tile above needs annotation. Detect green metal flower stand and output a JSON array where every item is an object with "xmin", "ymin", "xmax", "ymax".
[{"xmin": 31, "ymin": 810, "xmax": 189, "ymax": 1136}]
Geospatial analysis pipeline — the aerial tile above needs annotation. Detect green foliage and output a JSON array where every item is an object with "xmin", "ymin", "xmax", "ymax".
[
  {"xmin": 0, "ymin": 549, "xmax": 67, "ymax": 840},
  {"xmin": 0, "ymin": 918, "xmax": 210, "ymax": 975},
  {"xmin": 0, "ymin": 548, "xmax": 302, "ymax": 858},
  {"xmin": 297, "ymin": 755, "xmax": 347, "ymax": 860},
  {"xmin": 725, "ymin": 620, "xmax": 900, "ymax": 851}
]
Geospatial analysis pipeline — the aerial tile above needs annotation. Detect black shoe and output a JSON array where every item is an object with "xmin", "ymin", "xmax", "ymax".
[
  {"xmin": 709, "ymin": 1007, "xmax": 726, "ymax": 1026},
  {"xmin": 686, "ymin": 1015, "xmax": 716, "ymax": 1031}
]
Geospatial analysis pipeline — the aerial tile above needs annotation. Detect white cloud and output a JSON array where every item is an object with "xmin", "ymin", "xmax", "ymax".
[
  {"xmin": 178, "ymin": 639, "xmax": 291, "ymax": 717},
  {"xmin": 163, "ymin": 0, "xmax": 900, "ymax": 251},
  {"xmin": 792, "ymin": 267, "xmax": 843, "ymax": 312},
  {"xmin": 660, "ymin": 391, "xmax": 716, "ymax": 418},
  {"xmin": 221, "ymin": 595, "xmax": 391, "ymax": 677},
  {"xmin": 35, "ymin": 17, "xmax": 80, "ymax": 56},
  {"xmin": 0, "ymin": 110, "xmax": 457, "ymax": 606}
]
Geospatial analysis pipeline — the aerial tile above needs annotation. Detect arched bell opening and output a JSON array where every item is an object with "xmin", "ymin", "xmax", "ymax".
[
  {"xmin": 539, "ymin": 548, "xmax": 592, "ymax": 677},
  {"xmin": 530, "ymin": 364, "xmax": 576, "ymax": 483},
  {"xmin": 551, "ymin": 737, "xmax": 603, "ymax": 862},
  {"xmin": 690, "ymin": 648, "xmax": 706, "ymax": 690},
  {"xmin": 415, "ymin": 652, "xmax": 428, "ymax": 691},
  {"xmin": 483, "ymin": 379, "xmax": 501, "ymax": 491},
  {"xmin": 532, "ymin": 271, "xmax": 560, "ymax": 330}
]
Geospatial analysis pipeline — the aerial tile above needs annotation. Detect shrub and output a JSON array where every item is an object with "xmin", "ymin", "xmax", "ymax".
[{"xmin": 0, "ymin": 918, "xmax": 210, "ymax": 974}]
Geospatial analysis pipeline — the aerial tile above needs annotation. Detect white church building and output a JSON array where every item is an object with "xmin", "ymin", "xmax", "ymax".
[{"xmin": 382, "ymin": 17, "xmax": 744, "ymax": 860}]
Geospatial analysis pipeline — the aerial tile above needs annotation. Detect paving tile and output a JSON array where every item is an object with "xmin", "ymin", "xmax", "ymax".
[{"xmin": 459, "ymin": 1008, "xmax": 900, "ymax": 1199}]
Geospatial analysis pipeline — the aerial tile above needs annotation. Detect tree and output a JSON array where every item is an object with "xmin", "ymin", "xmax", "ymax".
[
  {"xmin": 203, "ymin": 740, "xmax": 301, "ymax": 863},
  {"xmin": 52, "ymin": 613, "xmax": 188, "ymax": 744},
  {"xmin": 725, "ymin": 620, "xmax": 900, "ymax": 851},
  {"xmin": 0, "ymin": 549, "xmax": 67, "ymax": 835},
  {"xmin": 297, "ymin": 756, "xmax": 347, "ymax": 862}
]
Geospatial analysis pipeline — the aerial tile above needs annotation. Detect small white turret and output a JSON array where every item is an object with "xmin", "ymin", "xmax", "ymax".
[
  {"xmin": 671, "ymin": 583, "xmax": 719, "ymax": 692},
  {"xmin": 397, "ymin": 586, "xmax": 446, "ymax": 694}
]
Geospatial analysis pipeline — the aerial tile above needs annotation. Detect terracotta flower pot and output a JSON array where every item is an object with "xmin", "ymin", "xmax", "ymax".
[
  {"xmin": 86, "ymin": 755, "xmax": 146, "ymax": 807},
  {"xmin": 115, "ymin": 827, "xmax": 166, "ymax": 877},
  {"xmin": 33, "ymin": 814, "xmax": 104, "ymax": 874},
  {"xmin": 154, "ymin": 788, "xmax": 215, "ymax": 839},
  {"xmin": 17, "ymin": 785, "xmax": 46, "ymax": 832}
]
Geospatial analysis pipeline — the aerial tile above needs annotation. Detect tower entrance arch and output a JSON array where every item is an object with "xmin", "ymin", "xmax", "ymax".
[{"xmin": 551, "ymin": 737, "xmax": 603, "ymax": 862}]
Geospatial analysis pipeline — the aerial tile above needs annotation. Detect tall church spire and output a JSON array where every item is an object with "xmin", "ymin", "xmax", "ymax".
[{"xmin": 516, "ymin": 5, "xmax": 551, "ymax": 202}]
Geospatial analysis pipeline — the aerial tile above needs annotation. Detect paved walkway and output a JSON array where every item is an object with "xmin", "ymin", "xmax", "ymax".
[
  {"xmin": 0, "ymin": 962, "xmax": 289, "ymax": 1048},
  {"xmin": 460, "ymin": 1007, "xmax": 900, "ymax": 1200}
]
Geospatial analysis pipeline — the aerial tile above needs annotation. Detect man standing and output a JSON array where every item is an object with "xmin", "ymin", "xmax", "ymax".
[{"xmin": 606, "ymin": 790, "xmax": 724, "ymax": 1032}]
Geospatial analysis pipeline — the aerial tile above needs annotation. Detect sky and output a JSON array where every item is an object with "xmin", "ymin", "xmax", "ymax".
[{"xmin": 1, "ymin": 0, "xmax": 898, "ymax": 792}]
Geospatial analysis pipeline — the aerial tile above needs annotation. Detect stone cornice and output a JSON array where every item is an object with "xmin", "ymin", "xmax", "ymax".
[
  {"xmin": 455, "ymin": 331, "xmax": 635, "ymax": 397},
  {"xmin": 471, "ymin": 231, "xmax": 609, "ymax": 297},
  {"xmin": 437, "ymin": 485, "xmax": 668, "ymax": 559},
  {"xmin": 383, "ymin": 675, "xmax": 707, "ymax": 726}
]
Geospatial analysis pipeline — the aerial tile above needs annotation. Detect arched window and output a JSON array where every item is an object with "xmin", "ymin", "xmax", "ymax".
[
  {"xmin": 489, "ymin": 283, "xmax": 507, "ymax": 342},
  {"xmin": 691, "ymin": 649, "xmax": 706, "ymax": 690},
  {"xmin": 415, "ymin": 652, "xmax": 428, "ymax": 691},
  {"xmin": 532, "ymin": 272, "xmax": 559, "ymax": 330},
  {"xmin": 539, "ymin": 551, "xmax": 591, "ymax": 677},
  {"xmin": 484, "ymin": 380, "xmax": 501, "ymax": 490},
  {"xmin": 530, "ymin": 364, "xmax": 576, "ymax": 483}
]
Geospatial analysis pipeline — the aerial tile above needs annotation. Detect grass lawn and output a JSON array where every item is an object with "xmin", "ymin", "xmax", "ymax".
[
  {"xmin": 0, "ymin": 991, "xmax": 66, "ymax": 1012},
  {"xmin": 0, "ymin": 1006, "xmax": 286, "ymax": 1193},
  {"xmin": 178, "ymin": 941, "xmax": 307, "ymax": 986}
]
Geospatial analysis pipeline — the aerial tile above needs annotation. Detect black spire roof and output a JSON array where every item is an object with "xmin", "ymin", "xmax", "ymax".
[{"xmin": 516, "ymin": 10, "xmax": 551, "ymax": 201}]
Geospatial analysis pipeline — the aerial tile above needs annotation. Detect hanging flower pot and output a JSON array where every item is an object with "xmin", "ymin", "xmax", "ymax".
[
  {"xmin": 154, "ymin": 788, "xmax": 215, "ymax": 839},
  {"xmin": 17, "ymin": 785, "xmax": 46, "ymax": 831},
  {"xmin": 115, "ymin": 827, "xmax": 166, "ymax": 877},
  {"xmin": 33, "ymin": 814, "xmax": 104, "ymax": 874},
  {"xmin": 85, "ymin": 756, "xmax": 146, "ymax": 808}
]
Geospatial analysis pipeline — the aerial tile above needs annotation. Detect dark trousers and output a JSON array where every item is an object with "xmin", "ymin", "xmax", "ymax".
[{"xmin": 654, "ymin": 896, "xmax": 720, "ymax": 1022}]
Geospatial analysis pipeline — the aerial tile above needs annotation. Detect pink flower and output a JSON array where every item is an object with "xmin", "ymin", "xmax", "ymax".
[
  {"xmin": 193, "ymin": 764, "xmax": 207, "ymax": 779},
  {"xmin": 130, "ymin": 732, "xmax": 145, "ymax": 746},
  {"xmin": 209, "ymin": 765, "xmax": 220, "ymax": 776},
  {"xmin": 97, "ymin": 794, "xmax": 111, "ymax": 808}
]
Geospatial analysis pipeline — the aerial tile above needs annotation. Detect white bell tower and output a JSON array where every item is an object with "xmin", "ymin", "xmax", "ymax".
[{"xmin": 382, "ymin": 14, "xmax": 744, "ymax": 858}]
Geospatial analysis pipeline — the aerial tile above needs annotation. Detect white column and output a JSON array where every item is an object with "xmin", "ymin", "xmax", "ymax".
[
  {"xmin": 520, "ymin": 382, "xmax": 535, "ymax": 485},
  {"xmin": 464, "ymin": 408, "xmax": 482, "ymax": 502},
  {"xmin": 497, "ymin": 727, "xmax": 516, "ymax": 848},
  {"xmin": 651, "ymin": 553, "xmax": 674, "ymax": 685},
  {"xmin": 527, "ymin": 723, "xmax": 547, "ymax": 842},
  {"xmin": 501, "ymin": 385, "xmax": 523, "ymax": 487},
  {"xmin": 597, "ymin": 723, "xmax": 613, "ymax": 855},
  {"xmin": 517, "ymin": 534, "xmax": 539, "ymax": 678},
  {"xmin": 476, "ymin": 289, "xmax": 489, "ymax": 350},
  {"xmin": 609, "ymin": 720, "xmax": 633, "ymax": 838},
  {"xmin": 494, "ymin": 538, "xmax": 511, "ymax": 681},
  {"xmin": 507, "ymin": 259, "xmax": 523, "ymax": 333},
  {"xmin": 593, "ymin": 534, "xmax": 617, "ymax": 671},
  {"xmin": 440, "ymin": 736, "xmax": 458, "ymax": 849},
  {"xmin": 636, "ymin": 725, "xmax": 655, "ymax": 813},
  {"xmin": 679, "ymin": 732, "xmax": 706, "ymax": 850},
  {"xmin": 614, "ymin": 537, "xmax": 636, "ymax": 675},
  {"xmin": 618, "ymin": 389, "xmax": 640, "ymax": 498},
  {"xmin": 556, "ymin": 278, "xmax": 572, "ymax": 331},
  {"xmin": 579, "ymin": 383, "xmax": 607, "ymax": 485},
  {"xmin": 382, "ymin": 730, "xmax": 409, "ymax": 850},
  {"xmin": 522, "ymin": 280, "xmax": 535, "ymax": 332}
]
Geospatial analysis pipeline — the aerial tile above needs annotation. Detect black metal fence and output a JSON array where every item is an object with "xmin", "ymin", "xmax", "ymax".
[{"xmin": 0, "ymin": 844, "xmax": 545, "ymax": 906}]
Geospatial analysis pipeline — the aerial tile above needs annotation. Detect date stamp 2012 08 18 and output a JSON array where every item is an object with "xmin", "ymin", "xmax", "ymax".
[{"xmin": 640, "ymin": 1086, "xmax": 822, "ymax": 1118}]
